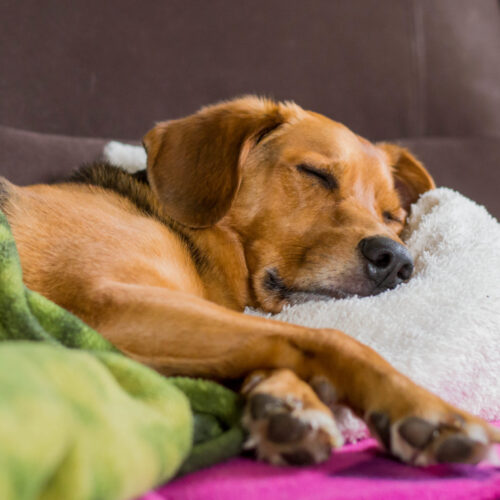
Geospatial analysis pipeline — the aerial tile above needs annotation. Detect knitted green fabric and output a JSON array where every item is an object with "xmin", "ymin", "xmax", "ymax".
[{"xmin": 0, "ymin": 211, "xmax": 244, "ymax": 500}]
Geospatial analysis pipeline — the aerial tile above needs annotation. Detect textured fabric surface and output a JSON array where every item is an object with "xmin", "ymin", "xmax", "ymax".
[
  {"xmin": 248, "ymin": 188, "xmax": 500, "ymax": 442},
  {"xmin": 2, "ymin": 0, "xmax": 500, "ymax": 140},
  {"xmin": 0, "ymin": 125, "xmax": 108, "ymax": 185},
  {"xmin": 0, "ymin": 210, "xmax": 244, "ymax": 500},
  {"xmin": 397, "ymin": 137, "xmax": 500, "ymax": 219},
  {"xmin": 145, "ymin": 422, "xmax": 500, "ymax": 500},
  {"xmin": 0, "ymin": 343, "xmax": 192, "ymax": 500}
]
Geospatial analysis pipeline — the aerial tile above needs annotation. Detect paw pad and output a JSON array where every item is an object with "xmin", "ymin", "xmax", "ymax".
[
  {"xmin": 436, "ymin": 435, "xmax": 475, "ymax": 464},
  {"xmin": 281, "ymin": 449, "xmax": 316, "ymax": 466},
  {"xmin": 243, "ymin": 391, "xmax": 342, "ymax": 466},
  {"xmin": 267, "ymin": 412, "xmax": 308, "ymax": 443},
  {"xmin": 250, "ymin": 393, "xmax": 287, "ymax": 420},
  {"xmin": 398, "ymin": 417, "xmax": 437, "ymax": 449}
]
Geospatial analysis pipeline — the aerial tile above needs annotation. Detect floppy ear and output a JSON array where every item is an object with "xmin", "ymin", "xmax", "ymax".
[
  {"xmin": 379, "ymin": 143, "xmax": 435, "ymax": 212},
  {"xmin": 143, "ymin": 98, "xmax": 284, "ymax": 228}
]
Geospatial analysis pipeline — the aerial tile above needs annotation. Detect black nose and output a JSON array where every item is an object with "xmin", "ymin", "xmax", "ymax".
[{"xmin": 358, "ymin": 236, "xmax": 414, "ymax": 291}]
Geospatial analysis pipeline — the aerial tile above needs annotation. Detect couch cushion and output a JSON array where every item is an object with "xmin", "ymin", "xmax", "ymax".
[
  {"xmin": 0, "ymin": 125, "xmax": 107, "ymax": 185},
  {"xmin": 396, "ymin": 136, "xmax": 500, "ymax": 219}
]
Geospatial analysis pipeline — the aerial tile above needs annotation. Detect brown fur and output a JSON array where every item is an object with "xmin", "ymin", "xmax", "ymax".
[{"xmin": 2, "ymin": 96, "xmax": 498, "ymax": 464}]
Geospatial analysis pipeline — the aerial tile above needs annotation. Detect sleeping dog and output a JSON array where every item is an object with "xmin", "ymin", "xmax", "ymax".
[{"xmin": 1, "ymin": 96, "xmax": 498, "ymax": 466}]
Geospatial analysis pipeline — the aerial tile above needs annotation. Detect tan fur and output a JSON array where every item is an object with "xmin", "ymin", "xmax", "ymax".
[{"xmin": 2, "ymin": 97, "xmax": 498, "ymax": 462}]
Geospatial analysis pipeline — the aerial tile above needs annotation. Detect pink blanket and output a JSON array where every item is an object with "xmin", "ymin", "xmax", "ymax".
[{"xmin": 142, "ymin": 421, "xmax": 500, "ymax": 500}]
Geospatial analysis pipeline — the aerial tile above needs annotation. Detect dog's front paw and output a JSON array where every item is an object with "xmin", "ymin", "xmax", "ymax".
[
  {"xmin": 367, "ymin": 391, "xmax": 500, "ymax": 466},
  {"xmin": 241, "ymin": 369, "xmax": 343, "ymax": 465}
]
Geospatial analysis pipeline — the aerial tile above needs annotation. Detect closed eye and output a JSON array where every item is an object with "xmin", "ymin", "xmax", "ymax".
[
  {"xmin": 297, "ymin": 164, "xmax": 338, "ymax": 190},
  {"xmin": 383, "ymin": 211, "xmax": 402, "ymax": 223}
]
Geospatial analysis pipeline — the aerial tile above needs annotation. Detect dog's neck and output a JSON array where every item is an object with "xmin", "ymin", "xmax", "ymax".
[{"xmin": 186, "ymin": 222, "xmax": 254, "ymax": 311}]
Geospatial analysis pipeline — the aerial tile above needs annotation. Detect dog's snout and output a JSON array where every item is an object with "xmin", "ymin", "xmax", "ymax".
[{"xmin": 358, "ymin": 236, "xmax": 413, "ymax": 290}]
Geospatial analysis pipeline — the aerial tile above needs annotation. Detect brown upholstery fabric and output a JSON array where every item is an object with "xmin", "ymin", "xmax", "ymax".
[
  {"xmin": 421, "ymin": 1, "xmax": 500, "ymax": 138},
  {"xmin": 0, "ymin": 125, "xmax": 107, "ymax": 185},
  {"xmin": 1, "ymin": 0, "xmax": 500, "ymax": 141},
  {"xmin": 397, "ymin": 137, "xmax": 500, "ymax": 219}
]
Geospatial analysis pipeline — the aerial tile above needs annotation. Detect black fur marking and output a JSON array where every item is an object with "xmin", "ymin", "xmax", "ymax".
[
  {"xmin": 67, "ymin": 162, "xmax": 208, "ymax": 273},
  {"xmin": 264, "ymin": 268, "xmax": 292, "ymax": 299},
  {"xmin": 0, "ymin": 177, "xmax": 10, "ymax": 211},
  {"xmin": 131, "ymin": 169, "xmax": 149, "ymax": 185}
]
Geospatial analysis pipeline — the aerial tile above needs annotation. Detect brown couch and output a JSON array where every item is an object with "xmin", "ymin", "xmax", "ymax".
[{"xmin": 1, "ymin": 0, "xmax": 499, "ymax": 216}]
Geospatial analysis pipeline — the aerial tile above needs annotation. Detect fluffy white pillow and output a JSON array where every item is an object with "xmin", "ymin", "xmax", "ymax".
[{"xmin": 104, "ymin": 142, "xmax": 500, "ymax": 439}]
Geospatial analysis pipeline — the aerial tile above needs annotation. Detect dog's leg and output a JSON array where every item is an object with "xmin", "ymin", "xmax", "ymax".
[{"xmin": 93, "ymin": 281, "xmax": 500, "ymax": 466}]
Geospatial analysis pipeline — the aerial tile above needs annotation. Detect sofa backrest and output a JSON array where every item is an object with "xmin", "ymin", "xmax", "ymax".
[{"xmin": 2, "ymin": 0, "xmax": 500, "ymax": 140}]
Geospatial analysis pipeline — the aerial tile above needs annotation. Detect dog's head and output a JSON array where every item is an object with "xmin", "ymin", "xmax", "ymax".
[{"xmin": 144, "ymin": 97, "xmax": 434, "ymax": 312}]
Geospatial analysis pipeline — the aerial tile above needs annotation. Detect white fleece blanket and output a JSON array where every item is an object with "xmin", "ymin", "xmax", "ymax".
[{"xmin": 104, "ymin": 142, "xmax": 500, "ymax": 440}]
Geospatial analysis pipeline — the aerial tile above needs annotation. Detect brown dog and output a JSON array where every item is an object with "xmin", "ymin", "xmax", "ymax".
[{"xmin": 1, "ymin": 96, "xmax": 499, "ymax": 466}]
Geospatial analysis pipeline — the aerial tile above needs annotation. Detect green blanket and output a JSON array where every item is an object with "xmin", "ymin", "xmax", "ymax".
[{"xmin": 0, "ymin": 211, "xmax": 244, "ymax": 500}]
